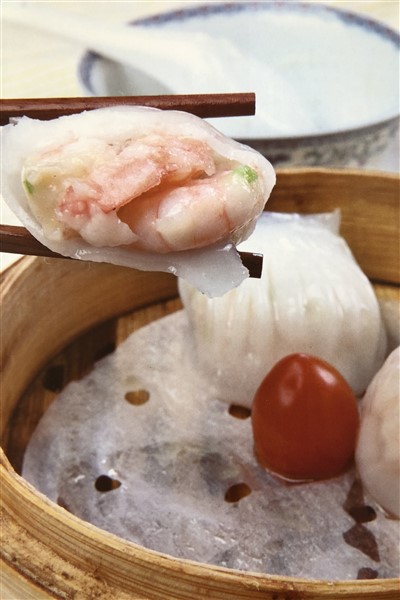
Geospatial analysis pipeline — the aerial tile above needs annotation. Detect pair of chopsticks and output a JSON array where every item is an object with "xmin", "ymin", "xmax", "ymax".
[{"xmin": 0, "ymin": 93, "xmax": 263, "ymax": 278}]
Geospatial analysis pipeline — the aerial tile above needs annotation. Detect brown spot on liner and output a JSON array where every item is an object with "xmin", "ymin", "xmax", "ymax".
[
  {"xmin": 125, "ymin": 389, "xmax": 150, "ymax": 406},
  {"xmin": 95, "ymin": 475, "xmax": 122, "ymax": 492},
  {"xmin": 357, "ymin": 567, "xmax": 379, "ymax": 579},
  {"xmin": 343, "ymin": 478, "xmax": 364, "ymax": 514},
  {"xmin": 224, "ymin": 482, "xmax": 251, "ymax": 503},
  {"xmin": 342, "ymin": 477, "xmax": 380, "ymax": 560},
  {"xmin": 343, "ymin": 524, "xmax": 380, "ymax": 562},
  {"xmin": 228, "ymin": 404, "xmax": 251, "ymax": 419},
  {"xmin": 348, "ymin": 505, "xmax": 377, "ymax": 524}
]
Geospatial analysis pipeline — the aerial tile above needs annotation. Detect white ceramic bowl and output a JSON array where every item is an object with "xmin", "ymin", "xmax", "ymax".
[{"xmin": 78, "ymin": 2, "xmax": 400, "ymax": 169}]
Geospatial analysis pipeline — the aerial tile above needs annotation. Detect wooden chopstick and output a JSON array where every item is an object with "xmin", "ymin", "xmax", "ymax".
[
  {"xmin": 0, "ymin": 224, "xmax": 263, "ymax": 278},
  {"xmin": 0, "ymin": 93, "xmax": 255, "ymax": 125}
]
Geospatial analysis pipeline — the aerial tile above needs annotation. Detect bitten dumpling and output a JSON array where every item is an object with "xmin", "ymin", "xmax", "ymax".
[{"xmin": 1, "ymin": 106, "xmax": 275, "ymax": 297}]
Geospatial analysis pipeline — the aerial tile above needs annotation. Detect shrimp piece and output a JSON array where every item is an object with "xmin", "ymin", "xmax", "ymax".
[
  {"xmin": 117, "ymin": 165, "xmax": 265, "ymax": 253},
  {"xmin": 55, "ymin": 135, "xmax": 216, "ymax": 216}
]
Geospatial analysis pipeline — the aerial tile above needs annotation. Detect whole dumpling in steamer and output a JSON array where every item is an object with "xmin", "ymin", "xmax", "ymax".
[
  {"xmin": 179, "ymin": 212, "xmax": 387, "ymax": 406},
  {"xmin": 355, "ymin": 346, "xmax": 400, "ymax": 519},
  {"xmin": 1, "ymin": 106, "xmax": 275, "ymax": 297}
]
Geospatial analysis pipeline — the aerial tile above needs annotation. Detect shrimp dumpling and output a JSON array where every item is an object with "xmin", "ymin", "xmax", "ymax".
[
  {"xmin": 179, "ymin": 211, "xmax": 387, "ymax": 404},
  {"xmin": 1, "ymin": 106, "xmax": 275, "ymax": 297},
  {"xmin": 355, "ymin": 347, "xmax": 400, "ymax": 519}
]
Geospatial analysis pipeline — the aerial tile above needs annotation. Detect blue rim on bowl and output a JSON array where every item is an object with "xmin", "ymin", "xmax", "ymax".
[{"xmin": 78, "ymin": 1, "xmax": 400, "ymax": 167}]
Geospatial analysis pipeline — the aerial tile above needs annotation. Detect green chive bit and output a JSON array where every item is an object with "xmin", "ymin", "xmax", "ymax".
[
  {"xmin": 23, "ymin": 178, "xmax": 34, "ymax": 195},
  {"xmin": 233, "ymin": 165, "xmax": 258, "ymax": 185}
]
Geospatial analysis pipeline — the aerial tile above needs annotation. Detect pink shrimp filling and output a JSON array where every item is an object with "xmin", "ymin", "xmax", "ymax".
[
  {"xmin": 56, "ymin": 135, "xmax": 216, "ymax": 219},
  {"xmin": 118, "ymin": 174, "xmax": 233, "ymax": 253},
  {"xmin": 49, "ymin": 133, "xmax": 261, "ymax": 253}
]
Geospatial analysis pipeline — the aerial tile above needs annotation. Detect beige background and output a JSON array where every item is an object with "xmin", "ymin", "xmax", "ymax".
[{"xmin": 2, "ymin": 1, "xmax": 399, "ymax": 99}]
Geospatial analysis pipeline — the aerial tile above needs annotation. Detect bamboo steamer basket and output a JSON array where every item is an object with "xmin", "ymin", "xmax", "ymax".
[{"xmin": 1, "ymin": 169, "xmax": 399, "ymax": 600}]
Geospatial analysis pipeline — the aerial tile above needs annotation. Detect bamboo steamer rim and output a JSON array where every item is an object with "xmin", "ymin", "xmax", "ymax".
[{"xmin": 1, "ymin": 168, "xmax": 400, "ymax": 599}]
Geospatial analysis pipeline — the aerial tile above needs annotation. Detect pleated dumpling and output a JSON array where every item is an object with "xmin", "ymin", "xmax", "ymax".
[{"xmin": 179, "ymin": 211, "xmax": 388, "ymax": 405}]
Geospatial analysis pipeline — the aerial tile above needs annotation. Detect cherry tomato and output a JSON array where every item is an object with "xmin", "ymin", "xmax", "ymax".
[{"xmin": 251, "ymin": 353, "xmax": 360, "ymax": 482}]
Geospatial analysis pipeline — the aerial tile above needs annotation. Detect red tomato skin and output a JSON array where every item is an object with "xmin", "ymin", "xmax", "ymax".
[{"xmin": 251, "ymin": 353, "xmax": 360, "ymax": 482}]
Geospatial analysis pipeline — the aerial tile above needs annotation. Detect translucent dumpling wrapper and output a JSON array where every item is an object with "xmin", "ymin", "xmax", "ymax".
[
  {"xmin": 178, "ymin": 211, "xmax": 387, "ymax": 405},
  {"xmin": 356, "ymin": 346, "xmax": 400, "ymax": 519},
  {"xmin": 1, "ymin": 106, "xmax": 275, "ymax": 297}
]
